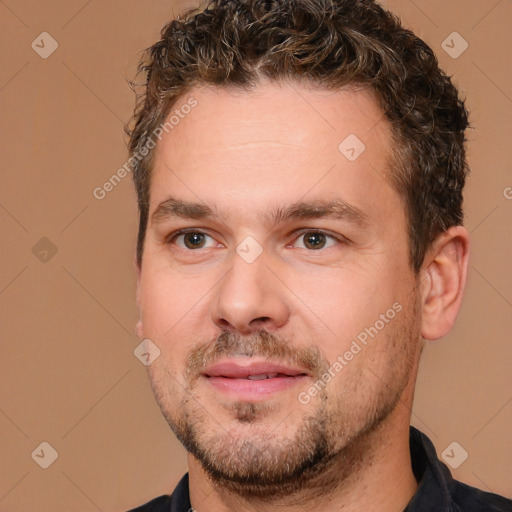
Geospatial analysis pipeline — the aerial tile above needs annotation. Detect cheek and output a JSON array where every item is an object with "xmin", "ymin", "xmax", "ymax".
[
  {"xmin": 291, "ymin": 265, "xmax": 401, "ymax": 349},
  {"xmin": 140, "ymin": 265, "xmax": 210, "ymax": 333},
  {"xmin": 139, "ymin": 268, "xmax": 219, "ymax": 374}
]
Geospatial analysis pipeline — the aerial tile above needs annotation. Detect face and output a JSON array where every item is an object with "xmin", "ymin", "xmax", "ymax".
[{"xmin": 136, "ymin": 82, "xmax": 422, "ymax": 496}]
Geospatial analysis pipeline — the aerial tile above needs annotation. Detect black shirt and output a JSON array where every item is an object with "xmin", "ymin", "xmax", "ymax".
[{"xmin": 129, "ymin": 426, "xmax": 512, "ymax": 511}]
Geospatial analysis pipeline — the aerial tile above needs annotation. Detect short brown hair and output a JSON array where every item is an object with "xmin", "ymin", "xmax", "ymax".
[{"xmin": 127, "ymin": 0, "xmax": 469, "ymax": 271}]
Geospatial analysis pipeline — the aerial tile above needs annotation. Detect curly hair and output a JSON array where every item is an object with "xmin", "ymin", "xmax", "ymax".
[{"xmin": 127, "ymin": 0, "xmax": 469, "ymax": 272}]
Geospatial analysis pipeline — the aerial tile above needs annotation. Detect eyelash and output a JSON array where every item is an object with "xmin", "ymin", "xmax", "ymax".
[{"xmin": 166, "ymin": 228, "xmax": 346, "ymax": 251}]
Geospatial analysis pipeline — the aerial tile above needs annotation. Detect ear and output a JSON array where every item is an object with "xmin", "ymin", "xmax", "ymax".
[
  {"xmin": 135, "ymin": 255, "xmax": 144, "ymax": 340},
  {"xmin": 420, "ymin": 226, "xmax": 470, "ymax": 341}
]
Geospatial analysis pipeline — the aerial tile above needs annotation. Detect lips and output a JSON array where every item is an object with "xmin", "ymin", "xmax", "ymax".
[
  {"xmin": 202, "ymin": 360, "xmax": 309, "ymax": 379},
  {"xmin": 201, "ymin": 360, "xmax": 310, "ymax": 399}
]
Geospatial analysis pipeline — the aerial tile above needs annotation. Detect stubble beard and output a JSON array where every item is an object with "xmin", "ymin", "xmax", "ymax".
[{"xmin": 148, "ymin": 298, "xmax": 420, "ymax": 502}]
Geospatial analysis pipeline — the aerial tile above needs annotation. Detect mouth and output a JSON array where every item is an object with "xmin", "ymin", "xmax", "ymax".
[{"xmin": 201, "ymin": 359, "xmax": 310, "ymax": 399}]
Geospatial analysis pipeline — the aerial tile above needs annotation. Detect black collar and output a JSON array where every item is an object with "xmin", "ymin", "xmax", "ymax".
[{"xmin": 135, "ymin": 426, "xmax": 512, "ymax": 511}]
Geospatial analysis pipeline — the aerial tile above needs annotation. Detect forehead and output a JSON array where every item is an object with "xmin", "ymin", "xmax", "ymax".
[
  {"xmin": 149, "ymin": 81, "xmax": 401, "ymax": 228},
  {"xmin": 159, "ymin": 81, "xmax": 390, "ymax": 161}
]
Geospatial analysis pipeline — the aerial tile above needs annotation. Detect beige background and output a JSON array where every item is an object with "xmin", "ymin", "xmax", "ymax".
[{"xmin": 0, "ymin": 0, "xmax": 510, "ymax": 510}]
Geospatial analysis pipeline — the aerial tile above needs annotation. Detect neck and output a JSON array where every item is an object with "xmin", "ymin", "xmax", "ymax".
[{"xmin": 188, "ymin": 407, "xmax": 418, "ymax": 512}]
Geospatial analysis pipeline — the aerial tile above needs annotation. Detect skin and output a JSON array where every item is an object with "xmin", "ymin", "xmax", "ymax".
[{"xmin": 135, "ymin": 81, "xmax": 470, "ymax": 511}]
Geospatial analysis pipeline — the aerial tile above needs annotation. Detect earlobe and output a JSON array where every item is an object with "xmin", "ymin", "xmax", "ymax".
[{"xmin": 420, "ymin": 226, "xmax": 470, "ymax": 341}]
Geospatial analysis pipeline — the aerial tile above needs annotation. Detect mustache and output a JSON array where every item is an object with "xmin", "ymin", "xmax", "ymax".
[{"xmin": 186, "ymin": 330, "xmax": 330, "ymax": 381}]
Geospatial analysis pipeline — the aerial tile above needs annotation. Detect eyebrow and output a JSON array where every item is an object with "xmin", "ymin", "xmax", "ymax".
[{"xmin": 150, "ymin": 195, "xmax": 369, "ymax": 228}]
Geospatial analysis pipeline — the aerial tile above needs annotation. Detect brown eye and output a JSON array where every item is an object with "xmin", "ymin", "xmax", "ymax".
[
  {"xmin": 170, "ymin": 231, "xmax": 217, "ymax": 250},
  {"xmin": 292, "ymin": 231, "xmax": 339, "ymax": 250},
  {"xmin": 183, "ymin": 232, "xmax": 207, "ymax": 249},
  {"xmin": 303, "ymin": 232, "xmax": 327, "ymax": 249}
]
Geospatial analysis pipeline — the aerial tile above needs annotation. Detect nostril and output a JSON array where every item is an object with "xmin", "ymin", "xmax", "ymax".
[{"xmin": 250, "ymin": 316, "xmax": 271, "ymax": 325}]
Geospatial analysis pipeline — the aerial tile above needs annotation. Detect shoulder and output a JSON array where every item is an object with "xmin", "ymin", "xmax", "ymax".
[
  {"xmin": 407, "ymin": 427, "xmax": 511, "ymax": 512},
  {"xmin": 450, "ymin": 480, "xmax": 512, "ymax": 511}
]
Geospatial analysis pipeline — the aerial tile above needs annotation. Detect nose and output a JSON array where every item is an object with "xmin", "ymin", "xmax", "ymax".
[{"xmin": 210, "ymin": 249, "xmax": 290, "ymax": 334}]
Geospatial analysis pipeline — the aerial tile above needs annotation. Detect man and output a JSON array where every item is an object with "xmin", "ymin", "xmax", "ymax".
[{"xmin": 127, "ymin": 0, "xmax": 512, "ymax": 510}]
